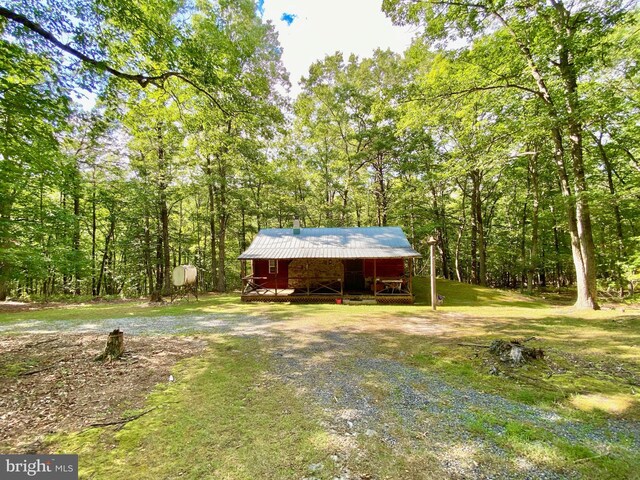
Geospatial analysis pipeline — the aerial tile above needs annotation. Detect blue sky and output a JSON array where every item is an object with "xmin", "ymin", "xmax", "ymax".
[{"xmin": 280, "ymin": 12, "xmax": 296, "ymax": 26}]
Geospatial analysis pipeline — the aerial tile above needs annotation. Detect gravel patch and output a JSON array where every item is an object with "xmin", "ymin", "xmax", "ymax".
[
  {"xmin": 0, "ymin": 313, "xmax": 275, "ymax": 336},
  {"xmin": 270, "ymin": 331, "xmax": 640, "ymax": 480}
]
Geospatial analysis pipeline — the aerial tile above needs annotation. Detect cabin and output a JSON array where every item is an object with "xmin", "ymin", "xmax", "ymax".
[{"xmin": 238, "ymin": 226, "xmax": 421, "ymax": 304}]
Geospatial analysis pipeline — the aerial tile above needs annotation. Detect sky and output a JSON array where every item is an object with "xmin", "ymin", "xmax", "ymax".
[{"xmin": 258, "ymin": 0, "xmax": 417, "ymax": 97}]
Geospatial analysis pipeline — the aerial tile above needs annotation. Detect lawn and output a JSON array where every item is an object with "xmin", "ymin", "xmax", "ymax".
[{"xmin": 1, "ymin": 278, "xmax": 639, "ymax": 479}]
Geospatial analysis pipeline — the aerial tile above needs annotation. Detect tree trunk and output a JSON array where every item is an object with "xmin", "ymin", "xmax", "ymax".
[
  {"xmin": 62, "ymin": 192, "xmax": 69, "ymax": 294},
  {"xmin": 556, "ymin": 26, "xmax": 599, "ymax": 309},
  {"xmin": 157, "ymin": 126, "xmax": 172, "ymax": 296},
  {"xmin": 143, "ymin": 207, "xmax": 154, "ymax": 295},
  {"xmin": 455, "ymin": 181, "xmax": 467, "ymax": 283},
  {"xmin": 471, "ymin": 169, "xmax": 487, "ymax": 286},
  {"xmin": 593, "ymin": 130, "xmax": 625, "ymax": 293},
  {"xmin": 527, "ymin": 152, "xmax": 540, "ymax": 293},
  {"xmin": 96, "ymin": 217, "xmax": 115, "ymax": 297},
  {"xmin": 205, "ymin": 154, "xmax": 218, "ymax": 290},
  {"xmin": 240, "ymin": 204, "xmax": 247, "ymax": 252},
  {"xmin": 178, "ymin": 199, "xmax": 183, "ymax": 266},
  {"xmin": 0, "ymin": 195, "xmax": 13, "ymax": 300},
  {"xmin": 501, "ymin": 5, "xmax": 599, "ymax": 308},
  {"xmin": 91, "ymin": 165, "xmax": 97, "ymax": 296},
  {"xmin": 216, "ymin": 148, "xmax": 228, "ymax": 292},
  {"xmin": 155, "ymin": 209, "xmax": 163, "ymax": 297},
  {"xmin": 374, "ymin": 153, "xmax": 388, "ymax": 227},
  {"xmin": 470, "ymin": 173, "xmax": 478, "ymax": 285},
  {"xmin": 520, "ymin": 198, "xmax": 528, "ymax": 290},
  {"xmin": 72, "ymin": 163, "xmax": 81, "ymax": 295}
]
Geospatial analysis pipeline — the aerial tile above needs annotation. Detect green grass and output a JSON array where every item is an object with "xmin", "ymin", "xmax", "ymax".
[
  {"xmin": 1, "ymin": 277, "xmax": 633, "ymax": 327},
  {"xmin": 7, "ymin": 278, "xmax": 640, "ymax": 478},
  {"xmin": 0, "ymin": 358, "xmax": 40, "ymax": 377},
  {"xmin": 48, "ymin": 337, "xmax": 339, "ymax": 479},
  {"xmin": 462, "ymin": 412, "xmax": 639, "ymax": 479}
]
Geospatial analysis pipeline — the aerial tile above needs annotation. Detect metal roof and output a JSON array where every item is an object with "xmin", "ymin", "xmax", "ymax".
[{"xmin": 238, "ymin": 227, "xmax": 421, "ymax": 260}]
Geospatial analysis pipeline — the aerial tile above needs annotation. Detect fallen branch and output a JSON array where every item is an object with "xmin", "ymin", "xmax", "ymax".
[
  {"xmin": 18, "ymin": 356, "xmax": 71, "ymax": 376},
  {"xmin": 503, "ymin": 372, "xmax": 565, "ymax": 393},
  {"xmin": 89, "ymin": 407, "xmax": 157, "ymax": 428},
  {"xmin": 25, "ymin": 338, "xmax": 57, "ymax": 348},
  {"xmin": 573, "ymin": 452, "xmax": 610, "ymax": 464},
  {"xmin": 19, "ymin": 365, "xmax": 56, "ymax": 376},
  {"xmin": 489, "ymin": 339, "xmax": 544, "ymax": 364}
]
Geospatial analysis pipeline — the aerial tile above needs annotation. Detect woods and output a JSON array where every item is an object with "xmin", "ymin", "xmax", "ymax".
[{"xmin": 0, "ymin": 0, "xmax": 638, "ymax": 308}]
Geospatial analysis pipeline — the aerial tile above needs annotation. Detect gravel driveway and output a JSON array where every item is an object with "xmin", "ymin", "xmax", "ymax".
[
  {"xmin": 0, "ymin": 313, "xmax": 275, "ymax": 336},
  {"xmin": 2, "ymin": 312, "xmax": 638, "ymax": 479},
  {"xmin": 270, "ymin": 331, "xmax": 640, "ymax": 479}
]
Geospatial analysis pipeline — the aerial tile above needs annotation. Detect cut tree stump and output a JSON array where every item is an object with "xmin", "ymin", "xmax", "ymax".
[
  {"xmin": 489, "ymin": 339, "xmax": 544, "ymax": 364},
  {"xmin": 95, "ymin": 329, "xmax": 124, "ymax": 362},
  {"xmin": 459, "ymin": 338, "xmax": 544, "ymax": 365}
]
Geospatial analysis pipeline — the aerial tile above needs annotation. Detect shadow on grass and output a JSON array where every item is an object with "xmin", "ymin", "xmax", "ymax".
[{"xmin": 422, "ymin": 278, "xmax": 549, "ymax": 309}]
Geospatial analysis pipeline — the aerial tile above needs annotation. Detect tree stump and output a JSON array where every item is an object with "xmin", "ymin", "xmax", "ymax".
[
  {"xmin": 95, "ymin": 329, "xmax": 124, "ymax": 362},
  {"xmin": 489, "ymin": 339, "xmax": 543, "ymax": 365}
]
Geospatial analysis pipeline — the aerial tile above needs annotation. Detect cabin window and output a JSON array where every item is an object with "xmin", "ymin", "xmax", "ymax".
[{"xmin": 268, "ymin": 260, "xmax": 278, "ymax": 274}]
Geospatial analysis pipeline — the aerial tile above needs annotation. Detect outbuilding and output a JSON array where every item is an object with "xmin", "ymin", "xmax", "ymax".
[{"xmin": 238, "ymin": 226, "xmax": 421, "ymax": 304}]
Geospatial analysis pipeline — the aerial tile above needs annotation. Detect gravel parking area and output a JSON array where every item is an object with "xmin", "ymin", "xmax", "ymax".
[{"xmin": 269, "ymin": 331, "xmax": 640, "ymax": 480}]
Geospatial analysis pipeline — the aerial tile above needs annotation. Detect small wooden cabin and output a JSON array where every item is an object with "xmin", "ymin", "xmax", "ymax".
[{"xmin": 238, "ymin": 226, "xmax": 421, "ymax": 304}]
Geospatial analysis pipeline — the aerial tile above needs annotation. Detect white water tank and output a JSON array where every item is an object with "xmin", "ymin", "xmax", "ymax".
[{"xmin": 172, "ymin": 265, "xmax": 197, "ymax": 287}]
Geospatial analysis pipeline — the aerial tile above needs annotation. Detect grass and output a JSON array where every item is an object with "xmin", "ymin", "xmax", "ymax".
[
  {"xmin": 0, "ymin": 277, "xmax": 633, "ymax": 321},
  {"xmin": 462, "ymin": 412, "xmax": 639, "ymax": 479},
  {"xmin": 49, "ymin": 337, "xmax": 339, "ymax": 479},
  {"xmin": 0, "ymin": 358, "xmax": 40, "ymax": 377},
  {"xmin": 5, "ymin": 278, "xmax": 640, "ymax": 478},
  {"xmin": 47, "ymin": 336, "xmax": 449, "ymax": 479}
]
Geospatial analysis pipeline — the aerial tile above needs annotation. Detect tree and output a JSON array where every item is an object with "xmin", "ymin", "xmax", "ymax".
[
  {"xmin": 0, "ymin": 38, "xmax": 69, "ymax": 299},
  {"xmin": 383, "ymin": 0, "xmax": 635, "ymax": 308}
]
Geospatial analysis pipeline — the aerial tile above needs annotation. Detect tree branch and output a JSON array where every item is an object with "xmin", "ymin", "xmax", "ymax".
[
  {"xmin": 0, "ymin": 6, "xmax": 229, "ymax": 116},
  {"xmin": 405, "ymin": 82, "xmax": 542, "ymax": 104},
  {"xmin": 90, "ymin": 407, "xmax": 157, "ymax": 427}
]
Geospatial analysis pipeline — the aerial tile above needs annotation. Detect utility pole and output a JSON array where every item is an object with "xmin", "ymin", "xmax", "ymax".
[{"xmin": 428, "ymin": 236, "xmax": 437, "ymax": 311}]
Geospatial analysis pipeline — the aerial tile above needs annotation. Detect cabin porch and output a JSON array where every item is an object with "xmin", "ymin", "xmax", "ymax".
[{"xmin": 240, "ymin": 258, "xmax": 415, "ymax": 304}]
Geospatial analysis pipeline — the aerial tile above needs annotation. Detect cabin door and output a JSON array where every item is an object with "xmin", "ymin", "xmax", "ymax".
[{"xmin": 344, "ymin": 259, "xmax": 364, "ymax": 292}]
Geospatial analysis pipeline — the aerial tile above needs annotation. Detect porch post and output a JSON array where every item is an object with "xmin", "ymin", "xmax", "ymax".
[
  {"xmin": 428, "ymin": 237, "xmax": 437, "ymax": 310},
  {"xmin": 241, "ymin": 260, "xmax": 246, "ymax": 293},
  {"xmin": 373, "ymin": 259, "xmax": 377, "ymax": 297},
  {"xmin": 408, "ymin": 258, "xmax": 413, "ymax": 295},
  {"xmin": 275, "ymin": 261, "xmax": 278, "ymax": 296}
]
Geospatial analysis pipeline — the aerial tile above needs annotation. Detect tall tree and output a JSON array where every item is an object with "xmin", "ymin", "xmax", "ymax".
[{"xmin": 383, "ymin": 0, "xmax": 634, "ymax": 308}]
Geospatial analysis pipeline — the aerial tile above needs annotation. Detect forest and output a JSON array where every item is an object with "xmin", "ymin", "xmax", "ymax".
[{"xmin": 0, "ymin": 0, "xmax": 638, "ymax": 310}]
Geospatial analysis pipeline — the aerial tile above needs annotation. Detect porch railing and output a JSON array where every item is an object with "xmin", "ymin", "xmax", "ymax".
[{"xmin": 242, "ymin": 275, "xmax": 343, "ymax": 296}]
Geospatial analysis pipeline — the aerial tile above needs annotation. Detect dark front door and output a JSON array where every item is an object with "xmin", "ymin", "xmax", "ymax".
[{"xmin": 344, "ymin": 259, "xmax": 364, "ymax": 291}]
